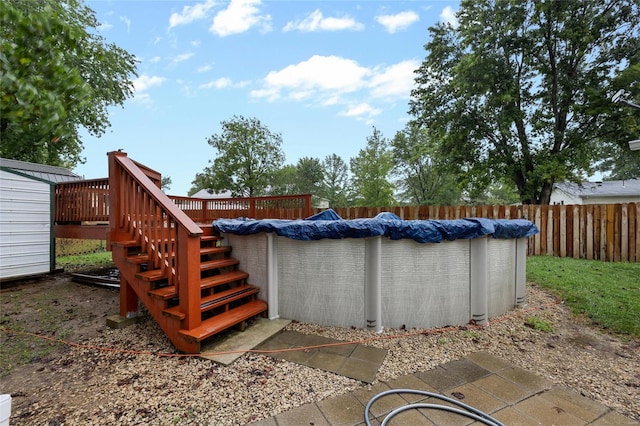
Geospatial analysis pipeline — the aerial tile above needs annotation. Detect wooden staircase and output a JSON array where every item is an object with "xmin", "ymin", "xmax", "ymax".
[{"xmin": 108, "ymin": 151, "xmax": 267, "ymax": 353}]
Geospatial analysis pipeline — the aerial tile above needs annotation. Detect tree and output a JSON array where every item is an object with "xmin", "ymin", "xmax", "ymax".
[
  {"xmin": 294, "ymin": 157, "xmax": 324, "ymax": 195},
  {"xmin": 193, "ymin": 116, "xmax": 285, "ymax": 197},
  {"xmin": 597, "ymin": 89, "xmax": 640, "ymax": 180},
  {"xmin": 269, "ymin": 165, "xmax": 298, "ymax": 195},
  {"xmin": 409, "ymin": 0, "xmax": 640, "ymax": 204},
  {"xmin": 391, "ymin": 126, "xmax": 462, "ymax": 205},
  {"xmin": 161, "ymin": 176, "xmax": 172, "ymax": 192},
  {"xmin": 0, "ymin": 0, "xmax": 137, "ymax": 168},
  {"xmin": 350, "ymin": 127, "xmax": 395, "ymax": 206},
  {"xmin": 320, "ymin": 154, "xmax": 350, "ymax": 208}
]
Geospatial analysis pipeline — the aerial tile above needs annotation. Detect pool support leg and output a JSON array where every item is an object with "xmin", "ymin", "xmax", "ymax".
[
  {"xmin": 365, "ymin": 237, "xmax": 382, "ymax": 333},
  {"xmin": 515, "ymin": 238, "xmax": 527, "ymax": 306},
  {"xmin": 266, "ymin": 233, "xmax": 279, "ymax": 320},
  {"xmin": 470, "ymin": 236, "xmax": 488, "ymax": 325}
]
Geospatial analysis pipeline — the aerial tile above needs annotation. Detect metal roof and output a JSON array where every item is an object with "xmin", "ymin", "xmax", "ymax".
[
  {"xmin": 0, "ymin": 158, "xmax": 82, "ymax": 183},
  {"xmin": 553, "ymin": 180, "xmax": 640, "ymax": 198}
]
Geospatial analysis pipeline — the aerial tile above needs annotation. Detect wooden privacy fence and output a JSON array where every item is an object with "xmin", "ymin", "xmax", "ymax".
[{"xmin": 322, "ymin": 203, "xmax": 640, "ymax": 262}]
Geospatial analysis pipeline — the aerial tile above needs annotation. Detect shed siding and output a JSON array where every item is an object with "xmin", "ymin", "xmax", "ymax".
[{"xmin": 0, "ymin": 170, "xmax": 52, "ymax": 279}]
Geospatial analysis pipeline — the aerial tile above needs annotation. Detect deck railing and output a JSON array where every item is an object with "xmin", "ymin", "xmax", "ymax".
[
  {"xmin": 170, "ymin": 193, "xmax": 312, "ymax": 223},
  {"xmin": 108, "ymin": 151, "xmax": 203, "ymax": 329},
  {"xmin": 54, "ymin": 178, "xmax": 110, "ymax": 222},
  {"xmin": 55, "ymin": 181, "xmax": 312, "ymax": 226}
]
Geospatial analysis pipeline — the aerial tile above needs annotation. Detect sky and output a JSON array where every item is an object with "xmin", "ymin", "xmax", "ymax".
[{"xmin": 75, "ymin": 0, "xmax": 461, "ymax": 195}]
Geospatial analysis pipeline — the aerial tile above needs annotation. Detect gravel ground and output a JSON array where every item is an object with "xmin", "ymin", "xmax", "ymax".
[{"xmin": 3, "ymin": 282, "xmax": 639, "ymax": 425}]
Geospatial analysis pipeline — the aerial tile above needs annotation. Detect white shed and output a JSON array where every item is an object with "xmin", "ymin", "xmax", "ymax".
[{"xmin": 0, "ymin": 158, "xmax": 81, "ymax": 281}]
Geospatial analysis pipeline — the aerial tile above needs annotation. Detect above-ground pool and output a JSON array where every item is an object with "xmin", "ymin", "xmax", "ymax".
[{"xmin": 213, "ymin": 210, "xmax": 539, "ymax": 332}]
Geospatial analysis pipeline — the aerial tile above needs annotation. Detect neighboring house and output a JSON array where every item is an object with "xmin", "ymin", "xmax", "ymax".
[
  {"xmin": 550, "ymin": 180, "xmax": 640, "ymax": 205},
  {"xmin": 0, "ymin": 158, "xmax": 82, "ymax": 280}
]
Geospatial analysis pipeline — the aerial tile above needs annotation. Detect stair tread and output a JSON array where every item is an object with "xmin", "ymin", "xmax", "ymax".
[
  {"xmin": 200, "ymin": 246, "xmax": 231, "ymax": 256},
  {"xmin": 178, "ymin": 299, "xmax": 267, "ymax": 342},
  {"xmin": 201, "ymin": 270, "xmax": 249, "ymax": 289},
  {"xmin": 112, "ymin": 240, "xmax": 139, "ymax": 248},
  {"xmin": 201, "ymin": 284, "xmax": 260, "ymax": 310},
  {"xmin": 126, "ymin": 254, "xmax": 149, "ymax": 264},
  {"xmin": 201, "ymin": 258, "xmax": 238, "ymax": 271},
  {"xmin": 136, "ymin": 269, "xmax": 165, "ymax": 281},
  {"xmin": 149, "ymin": 270, "xmax": 250, "ymax": 300},
  {"xmin": 149, "ymin": 285, "xmax": 176, "ymax": 300}
]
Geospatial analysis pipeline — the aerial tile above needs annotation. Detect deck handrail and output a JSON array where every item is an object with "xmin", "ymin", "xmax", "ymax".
[{"xmin": 109, "ymin": 151, "xmax": 202, "ymax": 330}]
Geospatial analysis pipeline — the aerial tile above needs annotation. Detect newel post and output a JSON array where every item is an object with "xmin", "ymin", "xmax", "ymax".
[
  {"xmin": 178, "ymin": 227, "xmax": 202, "ymax": 330},
  {"xmin": 107, "ymin": 150, "xmax": 128, "ymax": 244}
]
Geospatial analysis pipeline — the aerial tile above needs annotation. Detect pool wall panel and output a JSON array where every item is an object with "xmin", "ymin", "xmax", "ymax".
[
  {"xmin": 381, "ymin": 239, "xmax": 470, "ymax": 329},
  {"xmin": 277, "ymin": 238, "xmax": 365, "ymax": 327},
  {"xmin": 486, "ymin": 238, "xmax": 517, "ymax": 319}
]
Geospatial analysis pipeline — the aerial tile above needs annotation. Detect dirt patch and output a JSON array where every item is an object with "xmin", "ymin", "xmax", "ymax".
[{"xmin": 1, "ymin": 272, "xmax": 119, "ymax": 376}]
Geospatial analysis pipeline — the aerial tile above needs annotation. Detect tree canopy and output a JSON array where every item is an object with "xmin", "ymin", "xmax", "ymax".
[
  {"xmin": 192, "ymin": 116, "xmax": 285, "ymax": 197},
  {"xmin": 0, "ymin": 0, "xmax": 137, "ymax": 168},
  {"xmin": 350, "ymin": 127, "xmax": 395, "ymax": 206},
  {"xmin": 391, "ymin": 126, "xmax": 462, "ymax": 205},
  {"xmin": 409, "ymin": 0, "xmax": 640, "ymax": 204},
  {"xmin": 320, "ymin": 154, "xmax": 350, "ymax": 208}
]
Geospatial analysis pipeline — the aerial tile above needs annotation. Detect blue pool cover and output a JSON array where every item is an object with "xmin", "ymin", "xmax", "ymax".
[{"xmin": 212, "ymin": 210, "xmax": 539, "ymax": 244}]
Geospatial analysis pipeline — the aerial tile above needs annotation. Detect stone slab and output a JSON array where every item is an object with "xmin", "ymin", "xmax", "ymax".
[
  {"xmin": 199, "ymin": 318, "xmax": 290, "ymax": 365},
  {"xmin": 105, "ymin": 314, "xmax": 140, "ymax": 329}
]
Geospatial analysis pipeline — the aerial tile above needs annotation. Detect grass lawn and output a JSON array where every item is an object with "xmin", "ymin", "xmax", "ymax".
[
  {"xmin": 527, "ymin": 256, "xmax": 640, "ymax": 338},
  {"xmin": 56, "ymin": 251, "xmax": 114, "ymax": 273}
]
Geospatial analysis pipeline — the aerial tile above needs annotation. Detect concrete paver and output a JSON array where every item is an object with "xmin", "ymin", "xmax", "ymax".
[{"xmin": 249, "ymin": 335, "xmax": 639, "ymax": 426}]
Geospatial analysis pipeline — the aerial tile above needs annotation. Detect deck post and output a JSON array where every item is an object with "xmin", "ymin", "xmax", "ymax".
[
  {"xmin": 107, "ymin": 151, "xmax": 129, "ymax": 243},
  {"xmin": 470, "ymin": 236, "xmax": 488, "ymax": 325},
  {"xmin": 177, "ymin": 227, "xmax": 202, "ymax": 330},
  {"xmin": 119, "ymin": 277, "xmax": 139, "ymax": 318},
  {"xmin": 364, "ymin": 236, "xmax": 382, "ymax": 332}
]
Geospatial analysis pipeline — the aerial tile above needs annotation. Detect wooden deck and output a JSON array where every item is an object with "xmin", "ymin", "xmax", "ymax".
[{"xmin": 54, "ymin": 151, "xmax": 311, "ymax": 353}]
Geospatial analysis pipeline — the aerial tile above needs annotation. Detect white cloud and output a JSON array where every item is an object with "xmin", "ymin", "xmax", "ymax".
[
  {"xmin": 440, "ymin": 6, "xmax": 458, "ymax": 28},
  {"xmin": 369, "ymin": 59, "xmax": 420, "ymax": 99},
  {"xmin": 197, "ymin": 65, "xmax": 213, "ymax": 73},
  {"xmin": 210, "ymin": 0, "xmax": 271, "ymax": 36},
  {"xmin": 133, "ymin": 75, "xmax": 165, "ymax": 93},
  {"xmin": 169, "ymin": 0, "xmax": 216, "ymax": 28},
  {"xmin": 254, "ymin": 55, "xmax": 370, "ymax": 102},
  {"xmin": 199, "ymin": 78, "xmax": 233, "ymax": 89},
  {"xmin": 120, "ymin": 16, "xmax": 131, "ymax": 32},
  {"xmin": 97, "ymin": 21, "xmax": 113, "ymax": 31},
  {"xmin": 283, "ymin": 9, "xmax": 364, "ymax": 32},
  {"xmin": 149, "ymin": 56, "xmax": 161, "ymax": 64},
  {"xmin": 132, "ymin": 75, "xmax": 166, "ymax": 104},
  {"xmin": 251, "ymin": 55, "xmax": 416, "ymax": 122},
  {"xmin": 375, "ymin": 11, "xmax": 419, "ymax": 34},
  {"xmin": 171, "ymin": 53, "xmax": 194, "ymax": 66},
  {"xmin": 340, "ymin": 103, "xmax": 381, "ymax": 121}
]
